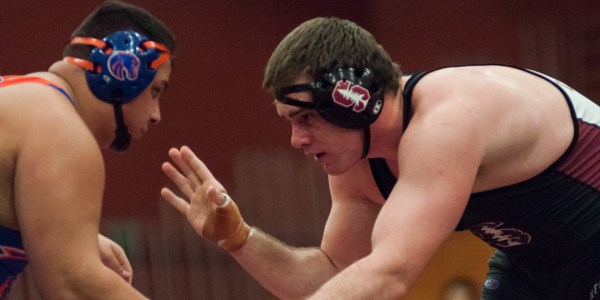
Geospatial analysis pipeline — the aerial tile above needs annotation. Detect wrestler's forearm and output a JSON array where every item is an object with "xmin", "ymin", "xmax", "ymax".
[
  {"xmin": 307, "ymin": 254, "xmax": 411, "ymax": 300},
  {"xmin": 33, "ymin": 262, "xmax": 148, "ymax": 300},
  {"xmin": 230, "ymin": 227, "xmax": 339, "ymax": 299}
]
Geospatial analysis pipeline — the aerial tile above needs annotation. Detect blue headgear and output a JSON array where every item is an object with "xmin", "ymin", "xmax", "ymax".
[
  {"xmin": 64, "ymin": 31, "xmax": 171, "ymax": 151},
  {"xmin": 65, "ymin": 31, "xmax": 171, "ymax": 104}
]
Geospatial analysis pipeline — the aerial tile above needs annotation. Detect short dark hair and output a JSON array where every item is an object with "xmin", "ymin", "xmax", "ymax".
[
  {"xmin": 63, "ymin": 0, "xmax": 176, "ymax": 59},
  {"xmin": 263, "ymin": 17, "xmax": 400, "ymax": 98}
]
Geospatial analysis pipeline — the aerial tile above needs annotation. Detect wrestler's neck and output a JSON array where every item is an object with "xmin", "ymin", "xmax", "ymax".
[{"xmin": 47, "ymin": 61, "xmax": 117, "ymax": 148}]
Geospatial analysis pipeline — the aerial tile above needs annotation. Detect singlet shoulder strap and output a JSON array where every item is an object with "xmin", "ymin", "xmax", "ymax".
[
  {"xmin": 368, "ymin": 158, "xmax": 396, "ymax": 199},
  {"xmin": 368, "ymin": 70, "xmax": 431, "ymax": 200},
  {"xmin": 402, "ymin": 71, "xmax": 430, "ymax": 129},
  {"xmin": 0, "ymin": 75, "xmax": 75, "ymax": 107}
]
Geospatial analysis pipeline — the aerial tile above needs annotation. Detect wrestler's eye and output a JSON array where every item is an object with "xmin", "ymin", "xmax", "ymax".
[
  {"xmin": 151, "ymin": 87, "xmax": 163, "ymax": 99},
  {"xmin": 298, "ymin": 112, "xmax": 316, "ymax": 124}
]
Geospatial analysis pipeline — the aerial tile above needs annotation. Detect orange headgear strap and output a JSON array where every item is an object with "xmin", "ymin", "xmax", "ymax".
[
  {"xmin": 63, "ymin": 56, "xmax": 98, "ymax": 72},
  {"xmin": 70, "ymin": 36, "xmax": 107, "ymax": 50},
  {"xmin": 142, "ymin": 40, "xmax": 171, "ymax": 68},
  {"xmin": 65, "ymin": 36, "xmax": 171, "ymax": 70}
]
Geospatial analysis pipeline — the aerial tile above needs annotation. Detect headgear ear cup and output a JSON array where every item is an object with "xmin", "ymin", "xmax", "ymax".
[
  {"xmin": 275, "ymin": 67, "xmax": 383, "ymax": 158},
  {"xmin": 313, "ymin": 67, "xmax": 383, "ymax": 129},
  {"xmin": 64, "ymin": 31, "xmax": 171, "ymax": 151},
  {"xmin": 65, "ymin": 31, "xmax": 171, "ymax": 104}
]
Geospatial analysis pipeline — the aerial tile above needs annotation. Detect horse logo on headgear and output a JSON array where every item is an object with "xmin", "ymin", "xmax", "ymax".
[{"xmin": 107, "ymin": 51, "xmax": 140, "ymax": 81}]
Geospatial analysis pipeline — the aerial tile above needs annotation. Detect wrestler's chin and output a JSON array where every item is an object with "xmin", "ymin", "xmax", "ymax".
[
  {"xmin": 316, "ymin": 154, "xmax": 353, "ymax": 175},
  {"xmin": 320, "ymin": 161, "xmax": 350, "ymax": 176}
]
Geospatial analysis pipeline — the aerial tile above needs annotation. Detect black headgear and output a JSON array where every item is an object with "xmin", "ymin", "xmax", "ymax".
[
  {"xmin": 276, "ymin": 67, "xmax": 384, "ymax": 157},
  {"xmin": 277, "ymin": 67, "xmax": 383, "ymax": 129}
]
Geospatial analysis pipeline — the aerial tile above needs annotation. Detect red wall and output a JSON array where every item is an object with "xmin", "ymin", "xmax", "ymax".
[
  {"xmin": 3, "ymin": 1, "xmax": 597, "ymax": 219},
  {"xmin": 0, "ymin": 0, "xmax": 373, "ymax": 218},
  {"xmin": 2, "ymin": 1, "xmax": 599, "ymax": 298}
]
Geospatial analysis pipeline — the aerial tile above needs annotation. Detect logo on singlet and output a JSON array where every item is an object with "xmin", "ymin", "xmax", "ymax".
[
  {"xmin": 470, "ymin": 221, "xmax": 532, "ymax": 248},
  {"xmin": 590, "ymin": 279, "xmax": 600, "ymax": 300}
]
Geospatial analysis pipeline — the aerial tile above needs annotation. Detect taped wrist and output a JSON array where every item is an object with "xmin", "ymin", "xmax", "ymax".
[{"xmin": 202, "ymin": 194, "xmax": 251, "ymax": 252}]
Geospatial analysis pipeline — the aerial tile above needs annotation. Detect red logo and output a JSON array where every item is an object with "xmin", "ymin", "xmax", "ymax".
[
  {"xmin": 331, "ymin": 80, "xmax": 370, "ymax": 112},
  {"xmin": 471, "ymin": 222, "xmax": 532, "ymax": 248},
  {"xmin": 0, "ymin": 246, "xmax": 26, "ymax": 260}
]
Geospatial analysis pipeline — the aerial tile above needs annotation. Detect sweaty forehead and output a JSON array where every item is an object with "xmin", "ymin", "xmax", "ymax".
[
  {"xmin": 275, "ymin": 85, "xmax": 315, "ymax": 114},
  {"xmin": 153, "ymin": 61, "xmax": 172, "ymax": 82},
  {"xmin": 276, "ymin": 72, "xmax": 313, "ymax": 91},
  {"xmin": 156, "ymin": 60, "xmax": 172, "ymax": 77},
  {"xmin": 274, "ymin": 72, "xmax": 318, "ymax": 117},
  {"xmin": 292, "ymin": 72, "xmax": 313, "ymax": 84}
]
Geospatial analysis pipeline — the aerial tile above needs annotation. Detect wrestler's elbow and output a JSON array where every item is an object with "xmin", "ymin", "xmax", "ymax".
[{"xmin": 365, "ymin": 252, "xmax": 419, "ymax": 299}]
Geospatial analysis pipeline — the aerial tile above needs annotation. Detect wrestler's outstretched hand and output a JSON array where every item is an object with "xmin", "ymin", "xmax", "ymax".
[{"xmin": 161, "ymin": 146, "xmax": 251, "ymax": 252}]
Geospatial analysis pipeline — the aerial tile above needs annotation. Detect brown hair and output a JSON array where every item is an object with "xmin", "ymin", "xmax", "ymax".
[
  {"xmin": 63, "ymin": 0, "xmax": 176, "ymax": 59},
  {"xmin": 263, "ymin": 17, "xmax": 400, "ymax": 97}
]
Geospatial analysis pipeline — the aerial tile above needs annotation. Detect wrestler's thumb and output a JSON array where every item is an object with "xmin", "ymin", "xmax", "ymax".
[{"xmin": 207, "ymin": 185, "xmax": 227, "ymax": 206}]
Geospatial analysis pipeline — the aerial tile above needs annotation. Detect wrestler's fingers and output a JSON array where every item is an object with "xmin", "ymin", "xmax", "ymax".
[
  {"xmin": 112, "ymin": 245, "xmax": 133, "ymax": 284},
  {"xmin": 162, "ymin": 162, "xmax": 195, "ymax": 198},
  {"xmin": 180, "ymin": 146, "xmax": 218, "ymax": 184},
  {"xmin": 102, "ymin": 255, "xmax": 132, "ymax": 284},
  {"xmin": 168, "ymin": 147, "xmax": 202, "ymax": 187},
  {"xmin": 161, "ymin": 187, "xmax": 191, "ymax": 215},
  {"xmin": 98, "ymin": 235, "xmax": 133, "ymax": 284}
]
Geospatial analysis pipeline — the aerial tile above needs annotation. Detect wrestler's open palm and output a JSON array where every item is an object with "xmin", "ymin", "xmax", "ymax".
[{"xmin": 161, "ymin": 146, "xmax": 227, "ymax": 238}]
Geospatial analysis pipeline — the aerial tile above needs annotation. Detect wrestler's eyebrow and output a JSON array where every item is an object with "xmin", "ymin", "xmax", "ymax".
[
  {"xmin": 156, "ymin": 80, "xmax": 169, "ymax": 91},
  {"xmin": 278, "ymin": 108, "xmax": 308, "ymax": 119}
]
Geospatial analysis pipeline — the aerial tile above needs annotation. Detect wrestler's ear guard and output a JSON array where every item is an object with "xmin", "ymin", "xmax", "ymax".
[
  {"xmin": 313, "ymin": 67, "xmax": 383, "ymax": 129},
  {"xmin": 277, "ymin": 67, "xmax": 384, "ymax": 129},
  {"xmin": 64, "ymin": 31, "xmax": 171, "ymax": 104}
]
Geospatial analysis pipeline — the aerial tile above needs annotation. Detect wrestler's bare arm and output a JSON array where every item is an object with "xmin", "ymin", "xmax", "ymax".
[
  {"xmin": 308, "ymin": 78, "xmax": 490, "ymax": 299},
  {"xmin": 13, "ymin": 86, "xmax": 147, "ymax": 299},
  {"xmin": 162, "ymin": 146, "xmax": 379, "ymax": 299}
]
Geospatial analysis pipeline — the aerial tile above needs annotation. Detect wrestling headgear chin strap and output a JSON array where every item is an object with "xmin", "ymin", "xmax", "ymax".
[
  {"xmin": 64, "ymin": 31, "xmax": 171, "ymax": 152},
  {"xmin": 276, "ymin": 67, "xmax": 384, "ymax": 158}
]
